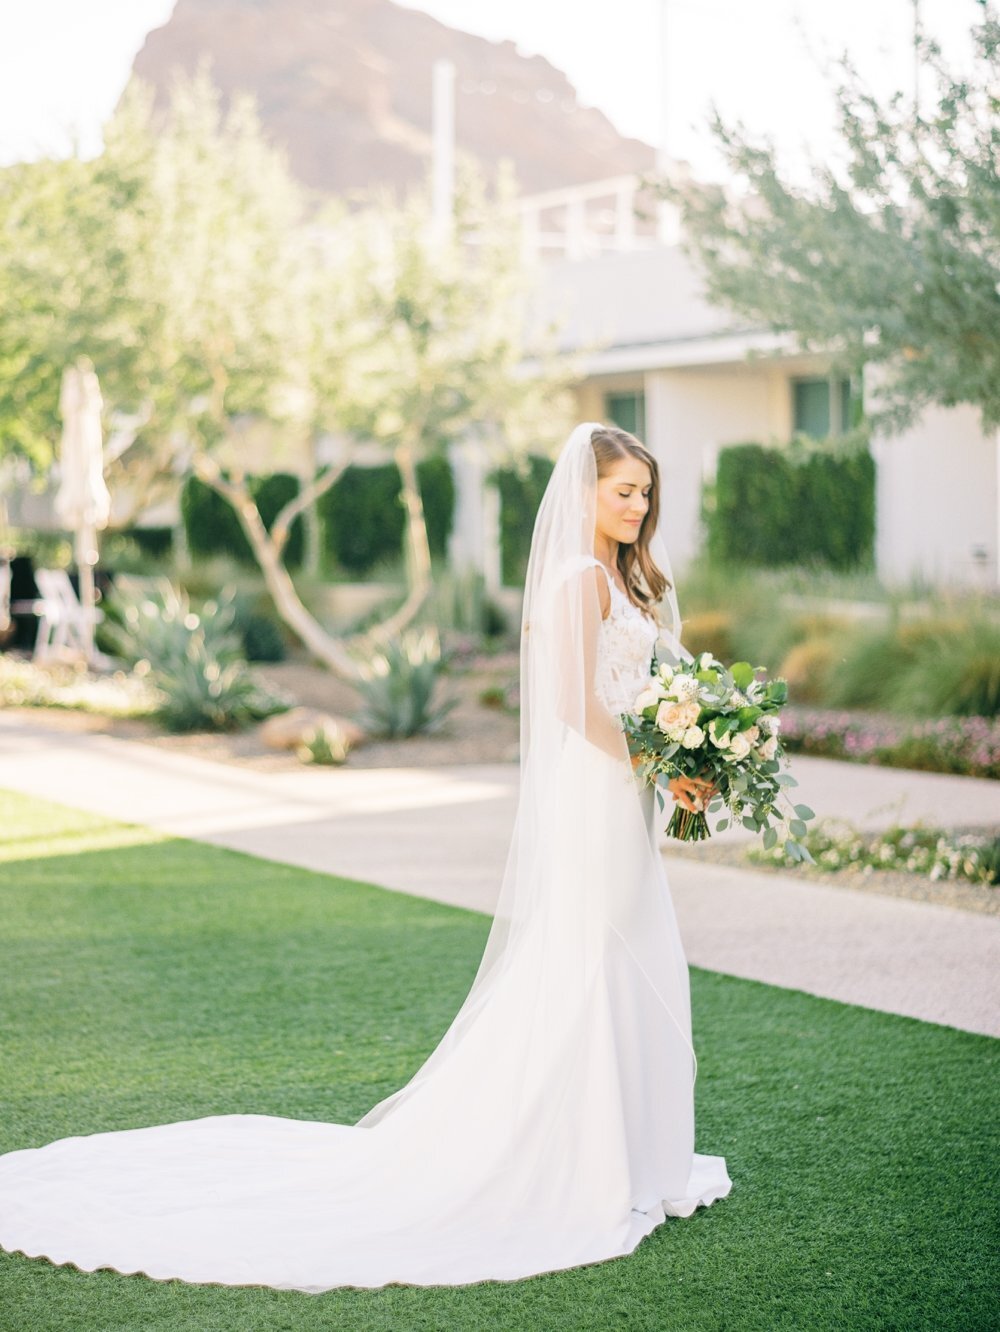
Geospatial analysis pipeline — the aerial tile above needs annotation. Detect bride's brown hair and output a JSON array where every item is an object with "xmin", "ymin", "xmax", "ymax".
[{"xmin": 590, "ymin": 424, "xmax": 671, "ymax": 613}]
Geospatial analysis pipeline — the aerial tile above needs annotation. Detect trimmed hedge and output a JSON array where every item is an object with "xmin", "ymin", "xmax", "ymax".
[
  {"xmin": 317, "ymin": 455, "xmax": 455, "ymax": 574},
  {"xmin": 181, "ymin": 473, "xmax": 305, "ymax": 570},
  {"xmin": 118, "ymin": 526, "xmax": 174, "ymax": 558},
  {"xmin": 706, "ymin": 441, "xmax": 875, "ymax": 569},
  {"xmin": 493, "ymin": 455, "xmax": 555, "ymax": 586}
]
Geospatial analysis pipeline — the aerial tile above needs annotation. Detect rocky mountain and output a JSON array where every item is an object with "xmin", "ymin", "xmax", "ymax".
[{"xmin": 131, "ymin": 0, "xmax": 658, "ymax": 198}]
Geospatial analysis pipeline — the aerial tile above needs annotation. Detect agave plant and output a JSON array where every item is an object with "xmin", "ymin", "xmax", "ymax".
[
  {"xmin": 104, "ymin": 579, "xmax": 287, "ymax": 732},
  {"xmin": 354, "ymin": 629, "xmax": 457, "ymax": 738}
]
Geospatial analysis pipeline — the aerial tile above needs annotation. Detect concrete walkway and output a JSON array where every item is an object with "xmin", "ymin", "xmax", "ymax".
[{"xmin": 1, "ymin": 713, "xmax": 997, "ymax": 1039}]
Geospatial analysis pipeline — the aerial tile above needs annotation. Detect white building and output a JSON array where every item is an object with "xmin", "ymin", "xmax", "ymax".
[{"xmin": 469, "ymin": 175, "xmax": 999, "ymax": 593}]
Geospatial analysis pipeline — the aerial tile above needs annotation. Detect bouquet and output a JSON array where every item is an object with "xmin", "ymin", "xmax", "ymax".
[{"xmin": 622, "ymin": 652, "xmax": 816, "ymax": 863}]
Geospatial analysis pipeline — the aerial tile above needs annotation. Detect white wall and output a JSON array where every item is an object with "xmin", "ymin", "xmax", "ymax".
[
  {"xmin": 643, "ymin": 366, "xmax": 782, "ymax": 570},
  {"xmin": 870, "ymin": 402, "xmax": 998, "ymax": 589}
]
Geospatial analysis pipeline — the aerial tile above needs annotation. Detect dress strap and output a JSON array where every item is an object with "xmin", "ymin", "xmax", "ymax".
[
  {"xmin": 586, "ymin": 557, "xmax": 619, "ymax": 596},
  {"xmin": 586, "ymin": 559, "xmax": 621, "ymax": 618}
]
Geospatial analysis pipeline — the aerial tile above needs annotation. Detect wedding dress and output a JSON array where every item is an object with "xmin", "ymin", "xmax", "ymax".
[{"xmin": 0, "ymin": 423, "xmax": 731, "ymax": 1291}]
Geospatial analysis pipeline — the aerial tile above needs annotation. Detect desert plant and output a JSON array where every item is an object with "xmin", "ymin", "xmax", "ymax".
[
  {"xmin": 777, "ymin": 632, "xmax": 845, "ymax": 705},
  {"xmin": 297, "ymin": 723, "xmax": 352, "ymax": 765},
  {"xmin": 354, "ymin": 629, "xmax": 457, "ymax": 738},
  {"xmin": 893, "ymin": 620, "xmax": 1000, "ymax": 719},
  {"xmin": 822, "ymin": 618, "xmax": 962, "ymax": 711},
  {"xmin": 425, "ymin": 568, "xmax": 509, "ymax": 643},
  {"xmin": 105, "ymin": 579, "xmax": 287, "ymax": 732}
]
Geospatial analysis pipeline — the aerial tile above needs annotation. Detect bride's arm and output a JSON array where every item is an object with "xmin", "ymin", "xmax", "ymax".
[{"xmin": 552, "ymin": 566, "xmax": 629, "ymax": 762}]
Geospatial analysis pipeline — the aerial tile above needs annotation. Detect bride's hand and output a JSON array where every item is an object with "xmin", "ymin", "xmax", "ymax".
[{"xmin": 667, "ymin": 774, "xmax": 718, "ymax": 812}]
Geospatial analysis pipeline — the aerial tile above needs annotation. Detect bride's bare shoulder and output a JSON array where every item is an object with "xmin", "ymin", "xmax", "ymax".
[{"xmin": 590, "ymin": 564, "xmax": 611, "ymax": 620}]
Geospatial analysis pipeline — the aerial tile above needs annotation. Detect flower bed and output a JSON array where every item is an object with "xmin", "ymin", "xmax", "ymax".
[
  {"xmin": 748, "ymin": 817, "xmax": 1000, "ymax": 886},
  {"xmin": 780, "ymin": 706, "xmax": 1000, "ymax": 779}
]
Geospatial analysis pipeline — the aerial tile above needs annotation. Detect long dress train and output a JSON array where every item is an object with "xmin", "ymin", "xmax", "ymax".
[{"xmin": 0, "ymin": 563, "xmax": 732, "ymax": 1291}]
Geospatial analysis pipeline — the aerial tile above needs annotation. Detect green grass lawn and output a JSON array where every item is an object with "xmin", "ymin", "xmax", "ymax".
[{"xmin": 0, "ymin": 789, "xmax": 995, "ymax": 1332}]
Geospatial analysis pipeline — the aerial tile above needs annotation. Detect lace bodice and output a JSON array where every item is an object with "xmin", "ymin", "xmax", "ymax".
[{"xmin": 592, "ymin": 564, "xmax": 659, "ymax": 718}]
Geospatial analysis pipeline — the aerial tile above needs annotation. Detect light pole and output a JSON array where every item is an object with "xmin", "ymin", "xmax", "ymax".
[
  {"xmin": 432, "ymin": 57, "xmax": 456, "ymax": 245},
  {"xmin": 656, "ymin": 0, "xmax": 674, "ymax": 244}
]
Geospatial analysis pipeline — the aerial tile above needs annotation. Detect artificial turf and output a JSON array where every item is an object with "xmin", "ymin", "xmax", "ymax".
[{"xmin": 0, "ymin": 788, "xmax": 995, "ymax": 1332}]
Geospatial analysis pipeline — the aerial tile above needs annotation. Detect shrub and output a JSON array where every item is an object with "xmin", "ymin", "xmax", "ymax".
[
  {"xmin": 823, "ymin": 618, "xmax": 957, "ymax": 710},
  {"xmin": 893, "ymin": 620, "xmax": 1000, "ymax": 719},
  {"xmin": 229, "ymin": 591, "xmax": 288, "ymax": 663},
  {"xmin": 680, "ymin": 610, "xmax": 735, "ymax": 664},
  {"xmin": 425, "ymin": 569, "xmax": 508, "ymax": 641},
  {"xmin": 297, "ymin": 723, "xmax": 352, "ymax": 766},
  {"xmin": 778, "ymin": 636, "xmax": 841, "ymax": 705},
  {"xmin": 493, "ymin": 455, "xmax": 555, "ymax": 586},
  {"xmin": 354, "ymin": 629, "xmax": 457, "ymax": 738},
  {"xmin": 318, "ymin": 456, "xmax": 455, "ymax": 574},
  {"xmin": 779, "ymin": 706, "xmax": 1000, "ymax": 779},
  {"xmin": 705, "ymin": 437, "xmax": 875, "ymax": 570},
  {"xmin": 105, "ymin": 579, "xmax": 287, "ymax": 732},
  {"xmin": 749, "ymin": 817, "xmax": 1000, "ymax": 886},
  {"xmin": 180, "ymin": 473, "xmax": 305, "ymax": 571}
]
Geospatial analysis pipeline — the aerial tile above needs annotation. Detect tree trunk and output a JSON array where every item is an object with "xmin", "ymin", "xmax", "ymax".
[
  {"xmin": 355, "ymin": 437, "xmax": 433, "ymax": 647},
  {"xmin": 192, "ymin": 455, "xmax": 364, "ymax": 682}
]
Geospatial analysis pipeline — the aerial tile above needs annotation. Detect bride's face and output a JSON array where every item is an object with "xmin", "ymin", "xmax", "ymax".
[{"xmin": 594, "ymin": 458, "xmax": 653, "ymax": 547}]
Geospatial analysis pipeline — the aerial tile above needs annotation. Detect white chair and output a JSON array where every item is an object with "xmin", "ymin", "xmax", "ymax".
[{"xmin": 14, "ymin": 568, "xmax": 104, "ymax": 662}]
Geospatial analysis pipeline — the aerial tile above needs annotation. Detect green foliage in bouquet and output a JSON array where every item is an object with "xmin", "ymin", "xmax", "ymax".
[
  {"xmin": 354, "ymin": 629, "xmax": 457, "ymax": 738},
  {"xmin": 623, "ymin": 653, "xmax": 815, "ymax": 862}
]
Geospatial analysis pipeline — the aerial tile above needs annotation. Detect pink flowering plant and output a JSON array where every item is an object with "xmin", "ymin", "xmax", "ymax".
[{"xmin": 622, "ymin": 652, "xmax": 816, "ymax": 862}]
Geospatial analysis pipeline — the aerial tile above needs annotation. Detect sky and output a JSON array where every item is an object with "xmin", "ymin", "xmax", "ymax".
[{"xmin": 0, "ymin": 0, "xmax": 984, "ymax": 183}]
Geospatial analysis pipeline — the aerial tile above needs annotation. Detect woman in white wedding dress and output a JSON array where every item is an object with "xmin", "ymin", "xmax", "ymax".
[{"xmin": 0, "ymin": 422, "xmax": 731, "ymax": 1292}]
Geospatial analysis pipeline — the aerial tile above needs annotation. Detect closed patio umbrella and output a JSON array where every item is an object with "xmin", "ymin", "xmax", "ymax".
[{"xmin": 54, "ymin": 358, "xmax": 111, "ymax": 663}]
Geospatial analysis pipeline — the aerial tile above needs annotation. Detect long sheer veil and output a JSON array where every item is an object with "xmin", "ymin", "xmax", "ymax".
[{"xmin": 359, "ymin": 421, "xmax": 692, "ymax": 1128}]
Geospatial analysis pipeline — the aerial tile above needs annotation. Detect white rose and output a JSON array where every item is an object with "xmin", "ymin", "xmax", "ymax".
[
  {"xmin": 681, "ymin": 725, "xmax": 704, "ymax": 749},
  {"xmin": 745, "ymin": 724, "xmax": 760, "ymax": 745},
  {"xmin": 655, "ymin": 700, "xmax": 689, "ymax": 733},
  {"xmin": 727, "ymin": 731, "xmax": 752, "ymax": 761},
  {"xmin": 669, "ymin": 675, "xmax": 700, "ymax": 703},
  {"xmin": 757, "ymin": 734, "xmax": 778, "ymax": 761},
  {"xmin": 679, "ymin": 700, "xmax": 699, "ymax": 728},
  {"xmin": 758, "ymin": 713, "xmax": 780, "ymax": 736},
  {"xmin": 709, "ymin": 720, "xmax": 732, "ymax": 749}
]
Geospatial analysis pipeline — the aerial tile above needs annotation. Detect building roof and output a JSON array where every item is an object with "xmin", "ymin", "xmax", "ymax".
[{"xmin": 528, "ymin": 244, "xmax": 796, "ymax": 373}]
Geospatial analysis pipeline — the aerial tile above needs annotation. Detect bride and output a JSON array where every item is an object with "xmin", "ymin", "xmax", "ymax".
[{"xmin": 0, "ymin": 421, "xmax": 732, "ymax": 1291}]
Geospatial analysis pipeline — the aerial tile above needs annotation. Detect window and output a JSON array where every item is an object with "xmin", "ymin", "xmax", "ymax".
[
  {"xmin": 604, "ymin": 390, "xmax": 646, "ymax": 439},
  {"xmin": 792, "ymin": 375, "xmax": 853, "ymax": 438}
]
